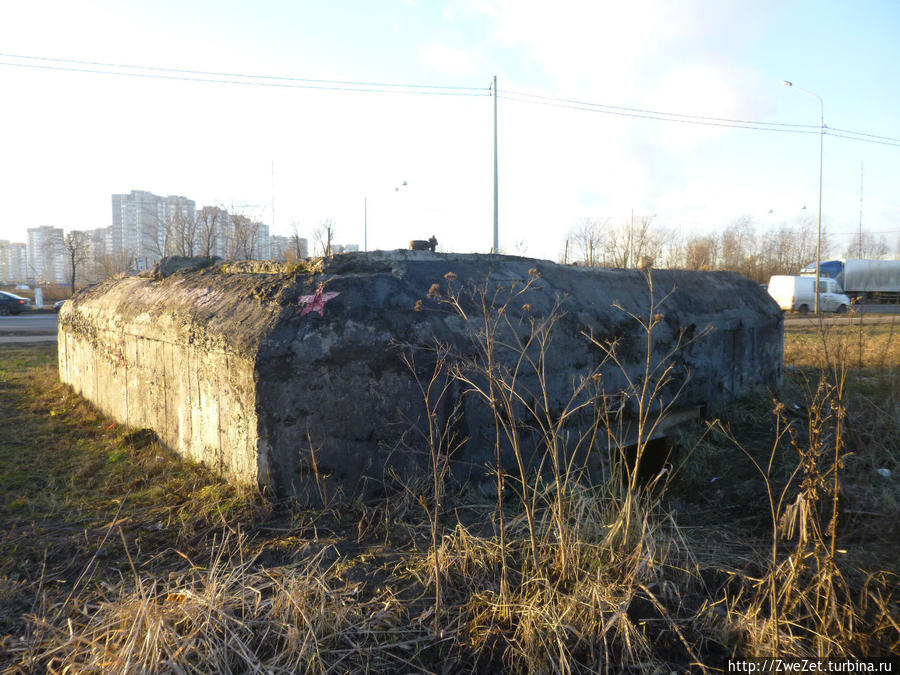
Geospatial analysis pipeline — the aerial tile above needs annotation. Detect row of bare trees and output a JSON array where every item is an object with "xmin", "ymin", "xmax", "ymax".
[
  {"xmin": 147, "ymin": 207, "xmax": 267, "ymax": 260},
  {"xmin": 565, "ymin": 215, "xmax": 897, "ymax": 283},
  {"xmin": 57, "ymin": 211, "xmax": 341, "ymax": 293},
  {"xmin": 152, "ymin": 209, "xmax": 338, "ymax": 261}
]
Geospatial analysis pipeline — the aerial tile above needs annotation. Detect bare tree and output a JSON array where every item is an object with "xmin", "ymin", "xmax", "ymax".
[
  {"xmin": 141, "ymin": 208, "xmax": 203, "ymax": 259},
  {"xmin": 167, "ymin": 209, "xmax": 199, "ymax": 257},
  {"xmin": 289, "ymin": 222, "xmax": 308, "ymax": 261},
  {"xmin": 684, "ymin": 234, "xmax": 719, "ymax": 270},
  {"xmin": 564, "ymin": 212, "xmax": 844, "ymax": 283},
  {"xmin": 228, "ymin": 214, "xmax": 263, "ymax": 260},
  {"xmin": 63, "ymin": 231, "xmax": 90, "ymax": 294},
  {"xmin": 568, "ymin": 215, "xmax": 668, "ymax": 269},
  {"xmin": 604, "ymin": 214, "xmax": 665, "ymax": 268},
  {"xmin": 844, "ymin": 231, "xmax": 889, "ymax": 259},
  {"xmin": 567, "ymin": 218, "xmax": 603, "ymax": 266},
  {"xmin": 29, "ymin": 231, "xmax": 64, "ymax": 285},
  {"xmin": 94, "ymin": 250, "xmax": 133, "ymax": 280},
  {"xmin": 195, "ymin": 206, "xmax": 227, "ymax": 257},
  {"xmin": 599, "ymin": 217, "xmax": 630, "ymax": 267},
  {"xmin": 313, "ymin": 219, "xmax": 335, "ymax": 258},
  {"xmin": 720, "ymin": 217, "xmax": 757, "ymax": 276}
]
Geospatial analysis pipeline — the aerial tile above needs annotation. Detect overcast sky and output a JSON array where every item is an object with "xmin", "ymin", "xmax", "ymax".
[{"xmin": 1, "ymin": 0, "xmax": 898, "ymax": 260}]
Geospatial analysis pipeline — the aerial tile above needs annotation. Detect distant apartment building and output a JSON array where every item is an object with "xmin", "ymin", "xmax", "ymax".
[
  {"xmin": 0, "ymin": 241, "xmax": 28, "ymax": 284},
  {"xmin": 196, "ymin": 206, "xmax": 270, "ymax": 260},
  {"xmin": 72, "ymin": 226, "xmax": 114, "ymax": 284},
  {"xmin": 111, "ymin": 190, "xmax": 281, "ymax": 269},
  {"xmin": 26, "ymin": 226, "xmax": 66, "ymax": 284},
  {"xmin": 112, "ymin": 190, "xmax": 196, "ymax": 271},
  {"xmin": 328, "ymin": 244, "xmax": 358, "ymax": 255},
  {"xmin": 254, "ymin": 223, "xmax": 271, "ymax": 260},
  {"xmin": 270, "ymin": 235, "xmax": 290, "ymax": 261},
  {"xmin": 270, "ymin": 235, "xmax": 309, "ymax": 260},
  {"xmin": 87, "ymin": 226, "xmax": 112, "ymax": 259}
]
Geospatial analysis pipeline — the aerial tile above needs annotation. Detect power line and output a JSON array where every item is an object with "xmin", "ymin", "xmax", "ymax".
[
  {"xmin": 499, "ymin": 91, "xmax": 820, "ymax": 135},
  {"xmin": 503, "ymin": 88, "xmax": 819, "ymax": 129},
  {"xmin": 4, "ymin": 56, "xmax": 899, "ymax": 258},
  {"xmin": 501, "ymin": 89, "xmax": 900, "ymax": 146},
  {"xmin": 827, "ymin": 126, "xmax": 900, "ymax": 143},
  {"xmin": 3, "ymin": 52, "xmax": 897, "ymax": 145},
  {"xmin": 0, "ymin": 55, "xmax": 490, "ymax": 96},
  {"xmin": 824, "ymin": 130, "xmax": 900, "ymax": 148},
  {"xmin": 0, "ymin": 52, "xmax": 488, "ymax": 92},
  {"xmin": 830, "ymin": 229, "xmax": 899, "ymax": 235}
]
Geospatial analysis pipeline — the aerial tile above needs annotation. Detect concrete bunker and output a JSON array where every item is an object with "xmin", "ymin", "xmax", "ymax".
[{"xmin": 58, "ymin": 252, "xmax": 783, "ymax": 502}]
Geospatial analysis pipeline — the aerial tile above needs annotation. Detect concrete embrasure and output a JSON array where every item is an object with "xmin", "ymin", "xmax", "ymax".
[{"xmin": 58, "ymin": 252, "xmax": 783, "ymax": 502}]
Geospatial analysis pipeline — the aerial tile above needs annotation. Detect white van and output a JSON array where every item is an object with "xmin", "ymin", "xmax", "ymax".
[{"xmin": 767, "ymin": 275, "xmax": 851, "ymax": 314}]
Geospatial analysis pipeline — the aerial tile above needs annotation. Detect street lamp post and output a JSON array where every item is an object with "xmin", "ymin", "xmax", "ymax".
[{"xmin": 783, "ymin": 80, "xmax": 824, "ymax": 314}]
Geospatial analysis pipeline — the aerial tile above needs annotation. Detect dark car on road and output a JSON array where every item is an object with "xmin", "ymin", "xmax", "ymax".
[{"xmin": 0, "ymin": 291, "xmax": 32, "ymax": 315}]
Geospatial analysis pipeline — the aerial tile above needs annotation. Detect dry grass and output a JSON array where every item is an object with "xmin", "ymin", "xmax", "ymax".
[
  {"xmin": 15, "ymin": 531, "xmax": 436, "ymax": 674},
  {"xmin": 698, "ymin": 313, "xmax": 900, "ymax": 659},
  {"xmin": 1, "ymin": 293, "xmax": 898, "ymax": 672},
  {"xmin": 784, "ymin": 316, "xmax": 900, "ymax": 370}
]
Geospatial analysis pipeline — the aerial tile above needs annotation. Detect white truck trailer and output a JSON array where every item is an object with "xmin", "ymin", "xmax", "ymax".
[{"xmin": 800, "ymin": 259, "xmax": 900, "ymax": 303}]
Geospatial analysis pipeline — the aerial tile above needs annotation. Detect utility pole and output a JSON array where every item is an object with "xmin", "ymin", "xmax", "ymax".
[
  {"xmin": 364, "ymin": 196, "xmax": 368, "ymax": 253},
  {"xmin": 783, "ymin": 81, "xmax": 824, "ymax": 314},
  {"xmin": 271, "ymin": 160, "xmax": 276, "ymax": 233},
  {"xmin": 858, "ymin": 162, "xmax": 863, "ymax": 259},
  {"xmin": 492, "ymin": 75, "xmax": 498, "ymax": 254},
  {"xmin": 629, "ymin": 208, "xmax": 634, "ymax": 268}
]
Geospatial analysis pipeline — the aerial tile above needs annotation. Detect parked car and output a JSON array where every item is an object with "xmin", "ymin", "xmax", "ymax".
[
  {"xmin": 53, "ymin": 299, "xmax": 67, "ymax": 312},
  {"xmin": 766, "ymin": 275, "xmax": 850, "ymax": 314},
  {"xmin": 0, "ymin": 291, "xmax": 33, "ymax": 315}
]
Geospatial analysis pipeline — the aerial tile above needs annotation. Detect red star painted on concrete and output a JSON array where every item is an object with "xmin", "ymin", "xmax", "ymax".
[{"xmin": 299, "ymin": 283, "xmax": 340, "ymax": 317}]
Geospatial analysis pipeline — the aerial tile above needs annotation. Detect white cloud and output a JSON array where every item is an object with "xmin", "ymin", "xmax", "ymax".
[
  {"xmin": 461, "ymin": 0, "xmax": 703, "ymax": 94},
  {"xmin": 646, "ymin": 64, "xmax": 764, "ymax": 151}
]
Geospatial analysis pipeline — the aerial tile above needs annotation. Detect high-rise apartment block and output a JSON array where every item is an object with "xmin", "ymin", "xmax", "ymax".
[
  {"xmin": 270, "ymin": 235, "xmax": 308, "ymax": 261},
  {"xmin": 270, "ymin": 235, "xmax": 290, "ymax": 260},
  {"xmin": 4, "ymin": 189, "xmax": 288, "ymax": 286},
  {"xmin": 112, "ymin": 190, "xmax": 196, "ymax": 270},
  {"xmin": 0, "ymin": 241, "xmax": 28, "ymax": 284},
  {"xmin": 26, "ymin": 226, "xmax": 66, "ymax": 284}
]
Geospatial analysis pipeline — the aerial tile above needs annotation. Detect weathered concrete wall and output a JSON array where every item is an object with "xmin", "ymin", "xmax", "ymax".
[{"xmin": 58, "ymin": 252, "xmax": 783, "ymax": 501}]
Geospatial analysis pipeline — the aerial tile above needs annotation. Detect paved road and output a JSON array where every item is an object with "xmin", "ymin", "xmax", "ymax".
[
  {"xmin": 0, "ymin": 334, "xmax": 57, "ymax": 344},
  {"xmin": 851, "ymin": 303, "xmax": 900, "ymax": 315},
  {"xmin": 0, "ymin": 314, "xmax": 58, "ymax": 344},
  {"xmin": 0, "ymin": 313, "xmax": 58, "ymax": 334}
]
